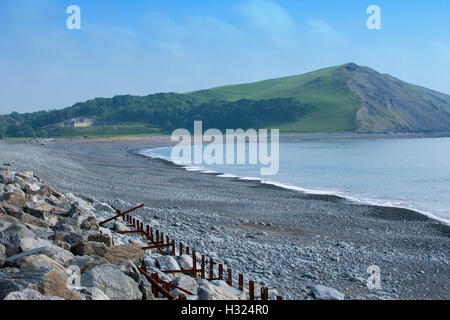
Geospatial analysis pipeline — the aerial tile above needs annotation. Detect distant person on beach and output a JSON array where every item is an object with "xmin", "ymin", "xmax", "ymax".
[{"xmin": 146, "ymin": 157, "xmax": 152, "ymax": 164}]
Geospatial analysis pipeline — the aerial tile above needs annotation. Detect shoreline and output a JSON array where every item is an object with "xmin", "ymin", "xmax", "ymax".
[
  {"xmin": 1, "ymin": 138, "xmax": 449, "ymax": 299},
  {"xmin": 134, "ymin": 146, "xmax": 450, "ymax": 227}
]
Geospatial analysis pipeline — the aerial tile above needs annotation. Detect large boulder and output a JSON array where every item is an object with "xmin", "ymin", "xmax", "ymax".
[
  {"xmin": 197, "ymin": 282, "xmax": 243, "ymax": 300},
  {"xmin": 71, "ymin": 287, "xmax": 109, "ymax": 300},
  {"xmin": 309, "ymin": 285, "xmax": 345, "ymax": 300},
  {"xmin": 3, "ymin": 288, "xmax": 64, "ymax": 300},
  {"xmin": 0, "ymin": 267, "xmax": 79, "ymax": 300},
  {"xmin": 84, "ymin": 231, "xmax": 113, "ymax": 248},
  {"xmin": 80, "ymin": 217, "xmax": 99, "ymax": 231},
  {"xmin": 19, "ymin": 237, "xmax": 75, "ymax": 266},
  {"xmin": 176, "ymin": 254, "xmax": 193, "ymax": 270},
  {"xmin": 3, "ymin": 189, "xmax": 26, "ymax": 207},
  {"xmin": 7, "ymin": 253, "xmax": 67, "ymax": 277},
  {"xmin": 81, "ymin": 265, "xmax": 143, "ymax": 300},
  {"xmin": 72, "ymin": 241, "xmax": 108, "ymax": 257},
  {"xmin": 69, "ymin": 255, "xmax": 110, "ymax": 274},
  {"xmin": 0, "ymin": 224, "xmax": 35, "ymax": 256},
  {"xmin": 23, "ymin": 181, "xmax": 41, "ymax": 195},
  {"xmin": 103, "ymin": 244, "xmax": 145, "ymax": 266},
  {"xmin": 0, "ymin": 170, "xmax": 14, "ymax": 184},
  {"xmin": 171, "ymin": 275, "xmax": 198, "ymax": 295},
  {"xmin": 24, "ymin": 202, "xmax": 55, "ymax": 221},
  {"xmin": 156, "ymin": 256, "xmax": 180, "ymax": 271},
  {"xmin": 1, "ymin": 202, "xmax": 49, "ymax": 228}
]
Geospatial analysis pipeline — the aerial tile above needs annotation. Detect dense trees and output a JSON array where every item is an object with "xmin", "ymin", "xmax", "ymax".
[{"xmin": 0, "ymin": 93, "xmax": 310, "ymax": 137}]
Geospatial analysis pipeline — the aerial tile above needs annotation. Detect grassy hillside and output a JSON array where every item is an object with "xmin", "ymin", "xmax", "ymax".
[
  {"xmin": 1, "ymin": 63, "xmax": 449, "ymax": 138},
  {"xmin": 187, "ymin": 65, "xmax": 360, "ymax": 132}
]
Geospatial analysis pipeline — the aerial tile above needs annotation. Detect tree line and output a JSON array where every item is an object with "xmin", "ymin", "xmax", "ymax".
[{"xmin": 0, "ymin": 93, "xmax": 310, "ymax": 138}]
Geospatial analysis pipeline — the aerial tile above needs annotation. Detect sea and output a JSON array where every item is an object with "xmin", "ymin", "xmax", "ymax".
[{"xmin": 139, "ymin": 137, "xmax": 450, "ymax": 225}]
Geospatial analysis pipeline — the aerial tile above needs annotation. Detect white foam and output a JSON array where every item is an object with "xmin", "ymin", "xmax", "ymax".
[{"xmin": 136, "ymin": 147, "xmax": 450, "ymax": 226}]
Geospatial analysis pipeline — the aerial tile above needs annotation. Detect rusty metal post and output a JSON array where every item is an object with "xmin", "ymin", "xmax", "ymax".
[
  {"xmin": 239, "ymin": 274, "xmax": 244, "ymax": 291},
  {"xmin": 161, "ymin": 232, "xmax": 164, "ymax": 246},
  {"xmin": 140, "ymin": 221, "xmax": 144, "ymax": 234},
  {"xmin": 178, "ymin": 294, "xmax": 186, "ymax": 300},
  {"xmin": 201, "ymin": 255, "xmax": 205, "ymax": 279},
  {"xmin": 277, "ymin": 296, "xmax": 283, "ymax": 300},
  {"xmin": 179, "ymin": 242, "xmax": 183, "ymax": 256},
  {"xmin": 150, "ymin": 227, "xmax": 154, "ymax": 243},
  {"xmin": 209, "ymin": 258, "xmax": 214, "ymax": 280},
  {"xmin": 218, "ymin": 264, "xmax": 223, "ymax": 280},
  {"xmin": 249, "ymin": 281, "xmax": 254, "ymax": 300},
  {"xmin": 186, "ymin": 247, "xmax": 190, "ymax": 255},
  {"xmin": 227, "ymin": 269, "xmax": 232, "ymax": 286},
  {"xmin": 156, "ymin": 230, "xmax": 159, "ymax": 244},
  {"xmin": 261, "ymin": 287, "xmax": 265, "ymax": 300},
  {"xmin": 146, "ymin": 225, "xmax": 150, "ymax": 240},
  {"xmin": 171, "ymin": 239, "xmax": 175, "ymax": 256},
  {"xmin": 153, "ymin": 273, "xmax": 159, "ymax": 297},
  {"xmin": 166, "ymin": 235, "xmax": 169, "ymax": 245},
  {"xmin": 192, "ymin": 250, "xmax": 197, "ymax": 279}
]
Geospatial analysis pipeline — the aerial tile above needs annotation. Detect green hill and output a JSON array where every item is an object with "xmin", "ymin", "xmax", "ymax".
[
  {"xmin": 1, "ymin": 63, "xmax": 449, "ymax": 138},
  {"xmin": 186, "ymin": 65, "xmax": 360, "ymax": 132}
]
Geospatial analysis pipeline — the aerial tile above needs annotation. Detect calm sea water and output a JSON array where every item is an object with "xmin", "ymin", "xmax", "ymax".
[{"xmin": 140, "ymin": 137, "xmax": 450, "ymax": 224}]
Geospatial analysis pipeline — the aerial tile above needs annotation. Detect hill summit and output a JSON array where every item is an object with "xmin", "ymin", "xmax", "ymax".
[{"xmin": 1, "ymin": 63, "xmax": 449, "ymax": 138}]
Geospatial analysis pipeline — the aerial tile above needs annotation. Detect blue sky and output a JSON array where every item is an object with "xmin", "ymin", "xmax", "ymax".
[{"xmin": 0, "ymin": 0, "xmax": 449, "ymax": 113}]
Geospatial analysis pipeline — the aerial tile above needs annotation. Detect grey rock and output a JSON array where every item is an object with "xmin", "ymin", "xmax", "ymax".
[
  {"xmin": 0, "ymin": 267, "xmax": 79, "ymax": 300},
  {"xmin": 0, "ymin": 170, "xmax": 14, "ymax": 184},
  {"xmin": 80, "ymin": 217, "xmax": 99, "ymax": 231},
  {"xmin": 19, "ymin": 237, "xmax": 75, "ymax": 266},
  {"xmin": 176, "ymin": 254, "xmax": 194, "ymax": 270},
  {"xmin": 0, "ymin": 223, "xmax": 35, "ymax": 256},
  {"xmin": 3, "ymin": 288, "xmax": 64, "ymax": 300},
  {"xmin": 156, "ymin": 256, "xmax": 180, "ymax": 271},
  {"xmin": 72, "ymin": 287, "xmax": 109, "ymax": 300},
  {"xmin": 73, "ymin": 241, "xmax": 108, "ymax": 257},
  {"xmin": 81, "ymin": 265, "xmax": 143, "ymax": 300},
  {"xmin": 310, "ymin": 285, "xmax": 345, "ymax": 300},
  {"xmin": 171, "ymin": 275, "xmax": 198, "ymax": 294}
]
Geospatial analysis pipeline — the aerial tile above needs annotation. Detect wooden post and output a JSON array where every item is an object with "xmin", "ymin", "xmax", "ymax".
[
  {"xmin": 227, "ymin": 269, "xmax": 232, "ymax": 286},
  {"xmin": 171, "ymin": 239, "xmax": 175, "ymax": 256},
  {"xmin": 239, "ymin": 274, "xmax": 244, "ymax": 291},
  {"xmin": 249, "ymin": 281, "xmax": 254, "ymax": 300},
  {"xmin": 179, "ymin": 242, "xmax": 183, "ymax": 256},
  {"xmin": 192, "ymin": 250, "xmax": 197, "ymax": 279},
  {"xmin": 209, "ymin": 258, "xmax": 214, "ymax": 280},
  {"xmin": 201, "ymin": 255, "xmax": 205, "ymax": 279},
  {"xmin": 218, "ymin": 264, "xmax": 223, "ymax": 280}
]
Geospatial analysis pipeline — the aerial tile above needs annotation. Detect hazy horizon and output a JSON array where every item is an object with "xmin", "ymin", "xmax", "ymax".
[{"xmin": 1, "ymin": 0, "xmax": 449, "ymax": 114}]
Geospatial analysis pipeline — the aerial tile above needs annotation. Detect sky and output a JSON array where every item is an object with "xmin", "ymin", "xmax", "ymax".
[{"xmin": 0, "ymin": 0, "xmax": 449, "ymax": 114}]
